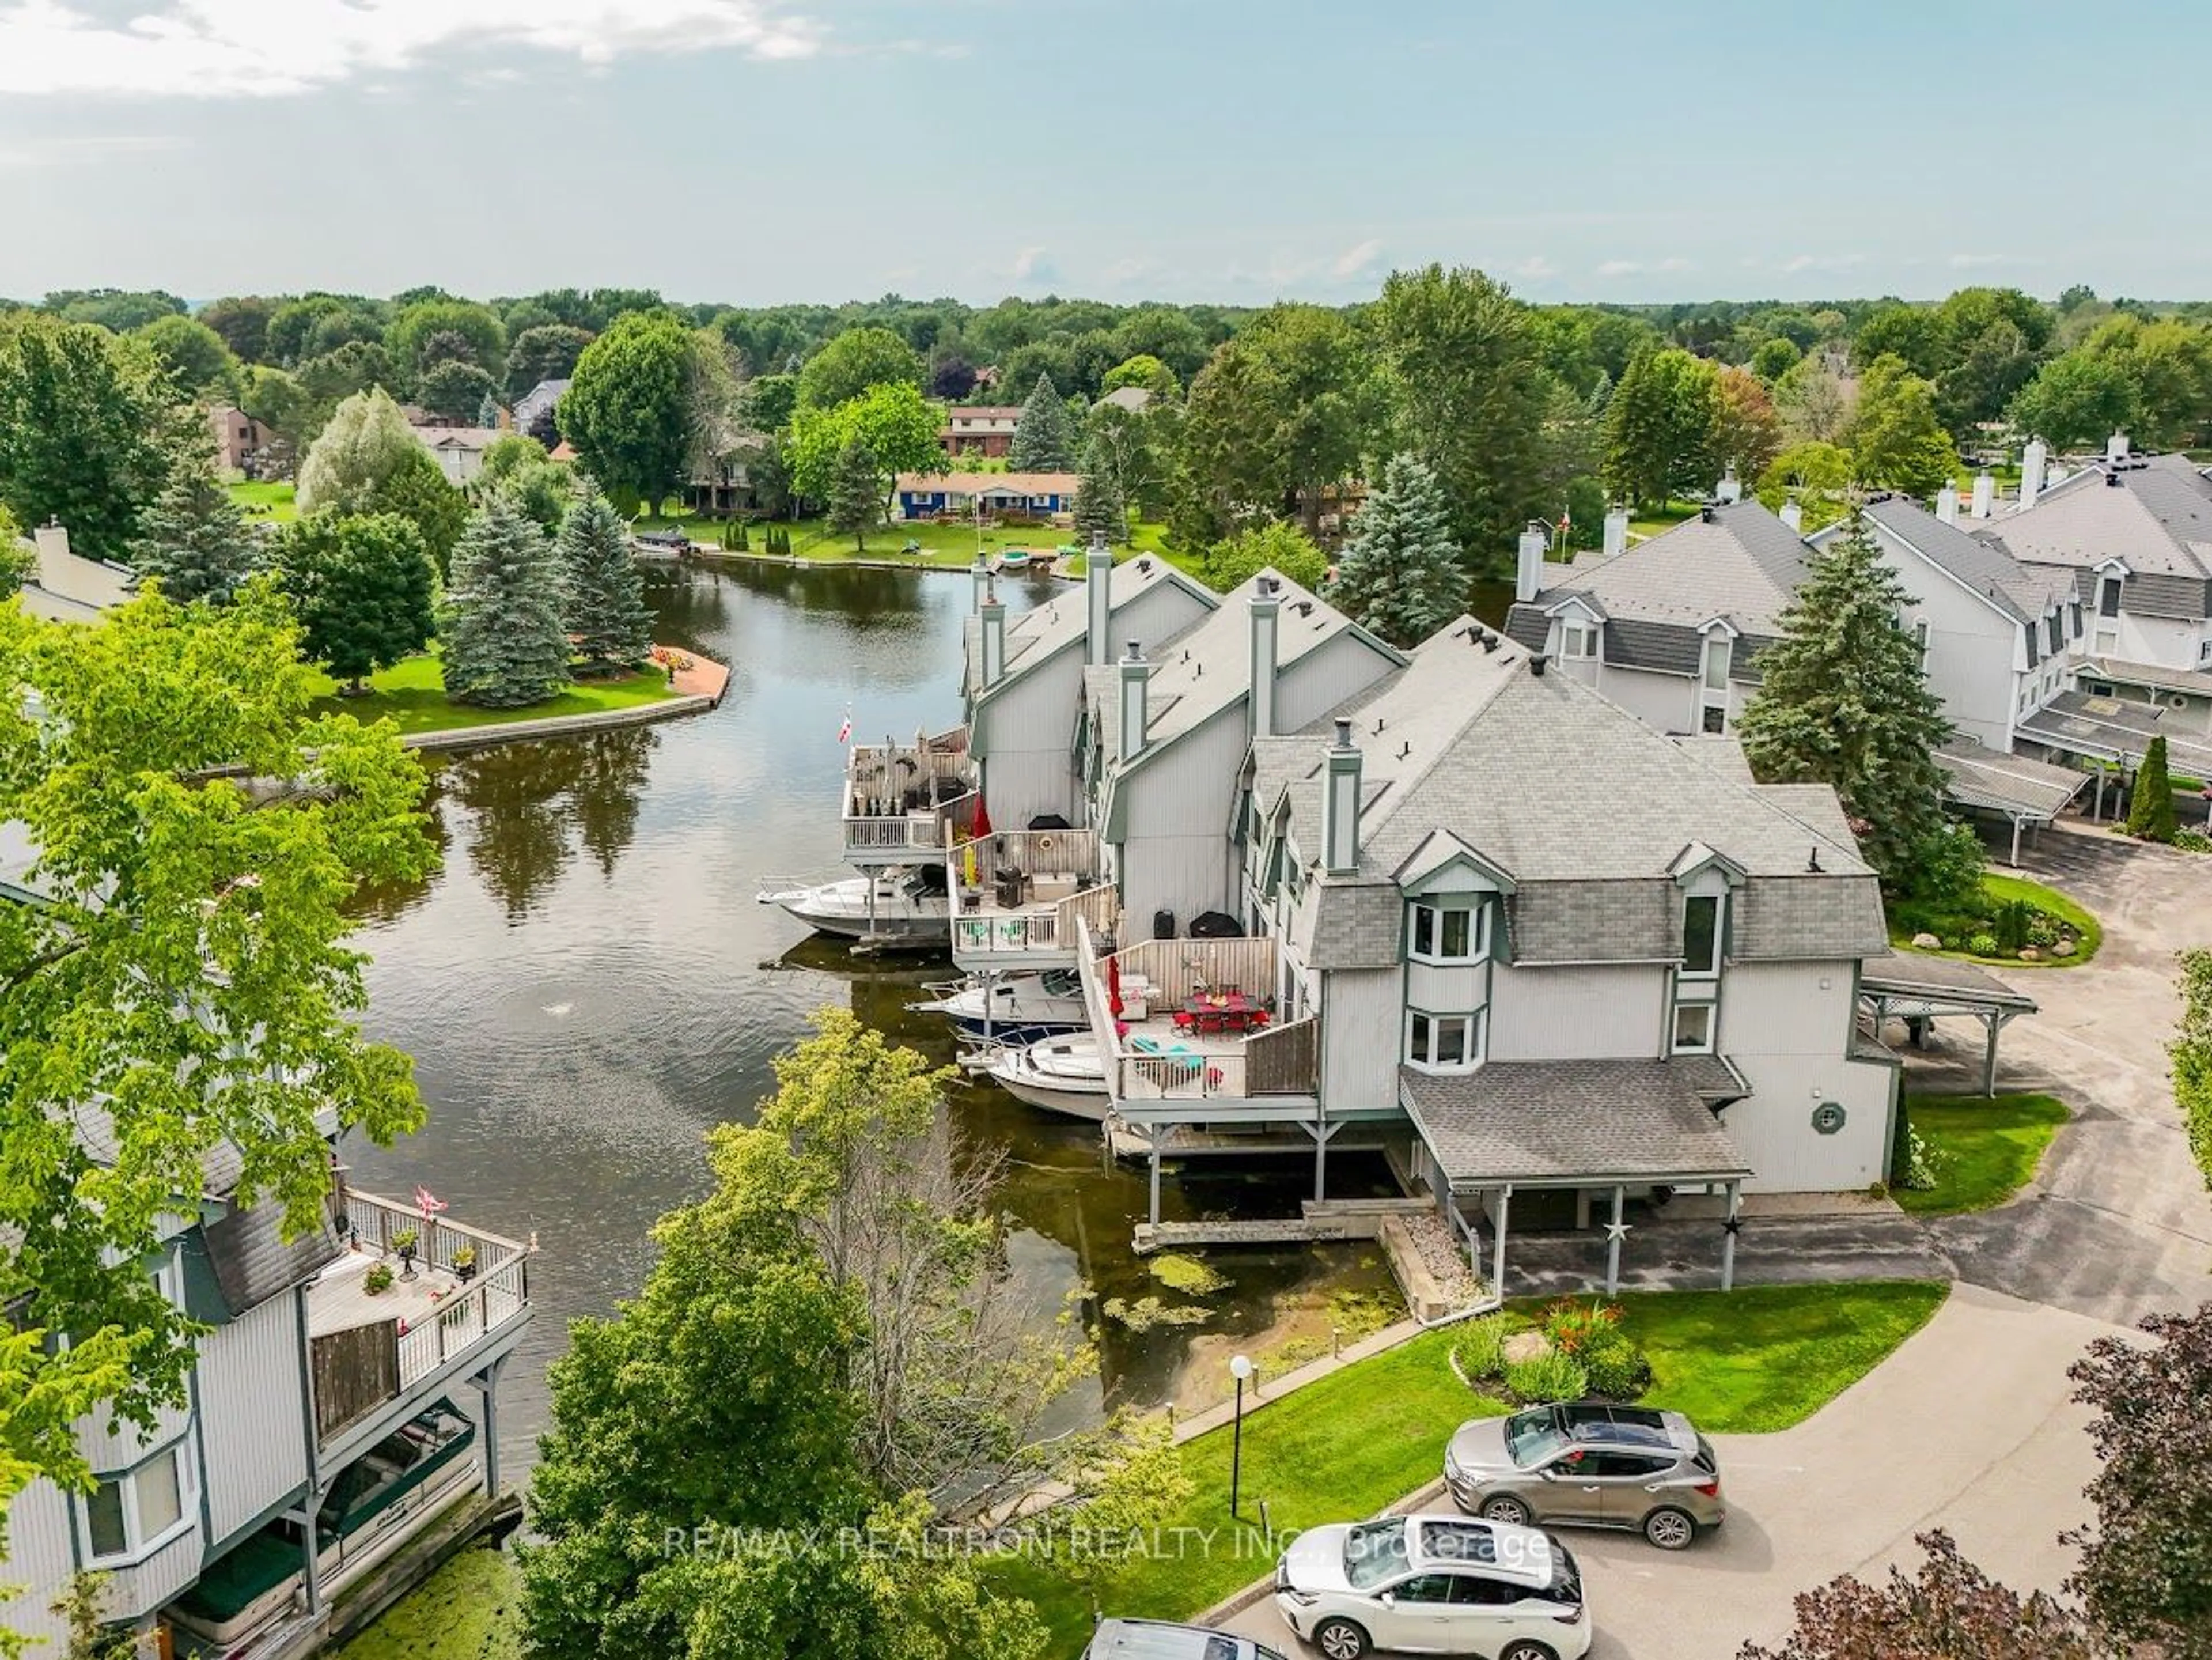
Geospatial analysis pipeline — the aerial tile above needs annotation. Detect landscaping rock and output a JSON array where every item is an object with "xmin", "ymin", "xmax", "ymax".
[
  {"xmin": 1502, "ymin": 1330, "xmax": 1552, "ymax": 1364},
  {"xmin": 2054, "ymin": 938, "xmax": 2076, "ymax": 956},
  {"xmin": 2019, "ymin": 947, "xmax": 2042, "ymax": 962},
  {"xmin": 1396, "ymin": 1212, "xmax": 1479, "ymax": 1309},
  {"xmin": 1911, "ymin": 932, "xmax": 1942, "ymax": 950}
]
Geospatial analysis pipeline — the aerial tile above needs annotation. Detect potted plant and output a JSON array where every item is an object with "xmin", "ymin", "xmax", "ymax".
[
  {"xmin": 391, "ymin": 1228, "xmax": 419, "ymax": 1280},
  {"xmin": 364, "ymin": 1262, "xmax": 395, "ymax": 1296},
  {"xmin": 452, "ymin": 1243, "xmax": 477, "ymax": 1284}
]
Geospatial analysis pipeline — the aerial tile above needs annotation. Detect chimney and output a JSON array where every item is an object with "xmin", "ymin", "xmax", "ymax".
[
  {"xmin": 2020, "ymin": 438, "xmax": 2048, "ymax": 509},
  {"xmin": 970, "ymin": 556, "xmax": 992, "ymax": 613},
  {"xmin": 2106, "ymin": 430, "xmax": 2130, "ymax": 466},
  {"xmin": 33, "ymin": 520, "xmax": 70, "ymax": 574},
  {"xmin": 1118, "ymin": 642, "xmax": 1149, "ymax": 762},
  {"xmin": 1085, "ymin": 536, "xmax": 1112, "ymax": 666},
  {"xmin": 979, "ymin": 578, "xmax": 1006, "ymax": 688},
  {"xmin": 1936, "ymin": 482, "xmax": 1960, "ymax": 525},
  {"xmin": 1601, "ymin": 508, "xmax": 1630, "ymax": 559},
  {"xmin": 1778, "ymin": 500, "xmax": 1805, "ymax": 534},
  {"xmin": 1322, "ymin": 718, "xmax": 1361, "ymax": 875},
  {"xmin": 1716, "ymin": 466, "xmax": 1742, "ymax": 505},
  {"xmin": 1515, "ymin": 526, "xmax": 1548, "ymax": 604},
  {"xmin": 1248, "ymin": 575, "xmax": 1281, "ymax": 740},
  {"xmin": 1971, "ymin": 470, "xmax": 1995, "ymax": 519}
]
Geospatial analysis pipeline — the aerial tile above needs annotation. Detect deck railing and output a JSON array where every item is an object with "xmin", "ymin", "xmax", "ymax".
[
  {"xmin": 844, "ymin": 788, "xmax": 976, "ymax": 853},
  {"xmin": 341, "ymin": 1189, "xmax": 527, "ymax": 1280},
  {"xmin": 950, "ymin": 883, "xmax": 1117, "ymax": 958},
  {"xmin": 1074, "ymin": 922, "xmax": 1318, "ymax": 1104},
  {"xmin": 1108, "ymin": 936, "xmax": 1279, "ymax": 1009},
  {"xmin": 949, "ymin": 826, "xmax": 1100, "ymax": 880},
  {"xmin": 393, "ymin": 1253, "xmax": 529, "ymax": 1390}
]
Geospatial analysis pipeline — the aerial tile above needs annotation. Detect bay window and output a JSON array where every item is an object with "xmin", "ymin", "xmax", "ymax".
[
  {"xmin": 83, "ymin": 1444, "xmax": 192, "ymax": 1564},
  {"xmin": 1409, "ymin": 899, "xmax": 1485, "ymax": 963},
  {"xmin": 1407, "ymin": 1007, "xmax": 1484, "ymax": 1071}
]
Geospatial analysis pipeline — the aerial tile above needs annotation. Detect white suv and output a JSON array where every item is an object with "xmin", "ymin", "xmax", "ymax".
[{"xmin": 1272, "ymin": 1512, "xmax": 1590, "ymax": 1660}]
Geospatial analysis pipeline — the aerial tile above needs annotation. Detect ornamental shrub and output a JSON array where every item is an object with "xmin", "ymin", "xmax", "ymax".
[
  {"xmin": 1455, "ymin": 1316, "xmax": 1508, "ymax": 1382},
  {"xmin": 1581, "ymin": 1342, "xmax": 1650, "ymax": 1401},
  {"xmin": 1506, "ymin": 1351, "xmax": 1589, "ymax": 1405},
  {"xmin": 1968, "ymin": 932, "xmax": 2002, "ymax": 958}
]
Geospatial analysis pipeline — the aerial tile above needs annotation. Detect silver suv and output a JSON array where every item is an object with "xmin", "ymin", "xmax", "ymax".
[{"xmin": 1443, "ymin": 1402, "xmax": 1724, "ymax": 1551}]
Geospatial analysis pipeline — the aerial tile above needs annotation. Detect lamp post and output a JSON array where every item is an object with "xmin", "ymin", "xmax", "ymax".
[{"xmin": 1228, "ymin": 1354, "xmax": 1254, "ymax": 1517}]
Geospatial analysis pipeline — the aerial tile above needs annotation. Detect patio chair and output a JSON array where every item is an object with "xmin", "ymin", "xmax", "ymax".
[{"xmin": 1171, "ymin": 1011, "xmax": 1195, "ymax": 1034}]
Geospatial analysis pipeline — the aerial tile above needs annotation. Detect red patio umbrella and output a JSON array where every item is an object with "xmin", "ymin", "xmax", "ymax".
[
  {"xmin": 971, "ymin": 793, "xmax": 993, "ymax": 841},
  {"xmin": 1107, "ymin": 952, "xmax": 1123, "ymax": 1018}
]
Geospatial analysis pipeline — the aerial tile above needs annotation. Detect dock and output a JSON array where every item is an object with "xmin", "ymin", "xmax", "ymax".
[
  {"xmin": 1103, "ymin": 1122, "xmax": 1398, "ymax": 1162},
  {"xmin": 1132, "ymin": 1196, "xmax": 1435, "ymax": 1256}
]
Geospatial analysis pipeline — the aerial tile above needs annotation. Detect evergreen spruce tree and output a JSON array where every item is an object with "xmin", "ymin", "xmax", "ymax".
[
  {"xmin": 1007, "ymin": 372, "xmax": 1075, "ymax": 472},
  {"xmin": 827, "ymin": 438, "xmax": 880, "ymax": 551},
  {"xmin": 1071, "ymin": 444, "xmax": 1125, "ymax": 547},
  {"xmin": 132, "ymin": 436, "xmax": 262, "ymax": 604},
  {"xmin": 557, "ymin": 484, "xmax": 656, "ymax": 672},
  {"xmin": 1736, "ymin": 515, "xmax": 1964, "ymax": 891},
  {"xmin": 2126, "ymin": 735, "xmax": 2179, "ymax": 842},
  {"xmin": 1325, "ymin": 452, "xmax": 1465, "ymax": 648},
  {"xmin": 440, "ymin": 492, "xmax": 572, "ymax": 708}
]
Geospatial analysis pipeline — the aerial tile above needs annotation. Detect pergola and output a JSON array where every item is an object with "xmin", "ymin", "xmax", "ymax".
[
  {"xmin": 1936, "ymin": 739, "xmax": 2089, "ymax": 866},
  {"xmin": 1859, "ymin": 956, "xmax": 2039, "ymax": 1096},
  {"xmin": 1400, "ymin": 1057, "xmax": 1756, "ymax": 1298}
]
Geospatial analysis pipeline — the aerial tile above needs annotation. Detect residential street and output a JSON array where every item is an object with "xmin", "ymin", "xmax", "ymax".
[{"xmin": 1229, "ymin": 822, "xmax": 2212, "ymax": 1658}]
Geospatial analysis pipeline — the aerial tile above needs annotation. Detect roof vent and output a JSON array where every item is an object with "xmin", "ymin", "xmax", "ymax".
[
  {"xmin": 1399, "ymin": 740, "xmax": 1411, "ymax": 759},
  {"xmin": 1123, "ymin": 641, "xmax": 1143, "ymax": 662},
  {"xmin": 1807, "ymin": 845, "xmax": 1824, "ymax": 874},
  {"xmin": 1529, "ymin": 652, "xmax": 1550, "ymax": 678},
  {"xmin": 1293, "ymin": 600, "xmax": 1315, "ymax": 619},
  {"xmin": 1257, "ymin": 574, "xmax": 1281, "ymax": 597},
  {"xmin": 1481, "ymin": 634, "xmax": 1499, "ymax": 653},
  {"xmin": 1699, "ymin": 505, "xmax": 1716, "ymax": 524},
  {"xmin": 1373, "ymin": 717, "xmax": 1384, "ymax": 734},
  {"xmin": 2105, "ymin": 470, "xmax": 2124, "ymax": 487},
  {"xmin": 1135, "ymin": 557, "xmax": 1153, "ymax": 574}
]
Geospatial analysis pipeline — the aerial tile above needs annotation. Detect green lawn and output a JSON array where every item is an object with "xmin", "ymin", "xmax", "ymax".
[
  {"xmin": 993, "ymin": 1280, "xmax": 1948, "ymax": 1651},
  {"xmin": 1889, "ymin": 871, "xmax": 2102, "ymax": 967},
  {"xmin": 1895, "ymin": 1094, "xmax": 2069, "ymax": 1215},
  {"xmin": 639, "ymin": 513, "xmax": 1069, "ymax": 570},
  {"xmin": 307, "ymin": 654, "xmax": 676, "ymax": 736},
  {"xmin": 228, "ymin": 479, "xmax": 297, "ymax": 523},
  {"xmin": 1627, "ymin": 503, "xmax": 1700, "ymax": 541}
]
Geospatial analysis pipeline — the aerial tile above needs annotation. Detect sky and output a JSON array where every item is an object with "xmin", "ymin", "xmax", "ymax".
[{"xmin": 1, "ymin": 0, "xmax": 2207, "ymax": 309}]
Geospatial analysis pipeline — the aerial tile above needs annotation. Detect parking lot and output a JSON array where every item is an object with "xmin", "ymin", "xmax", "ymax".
[{"xmin": 1223, "ymin": 1284, "xmax": 2118, "ymax": 1659}]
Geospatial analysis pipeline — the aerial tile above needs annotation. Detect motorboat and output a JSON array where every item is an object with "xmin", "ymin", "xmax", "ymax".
[
  {"xmin": 980, "ymin": 1034, "xmax": 1110, "ymax": 1121},
  {"xmin": 910, "ymin": 968, "xmax": 1089, "ymax": 1044},
  {"xmin": 996, "ymin": 548, "xmax": 1032, "ymax": 570},
  {"xmin": 756, "ymin": 864, "xmax": 950, "ymax": 944}
]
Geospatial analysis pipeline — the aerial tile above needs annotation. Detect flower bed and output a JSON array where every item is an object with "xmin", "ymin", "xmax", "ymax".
[
  {"xmin": 1452, "ymin": 1298, "xmax": 1653, "ymax": 1405},
  {"xmin": 1889, "ymin": 873, "xmax": 2100, "ymax": 966}
]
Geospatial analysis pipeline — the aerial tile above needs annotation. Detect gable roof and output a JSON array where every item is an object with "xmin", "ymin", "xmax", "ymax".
[
  {"xmin": 1856, "ymin": 495, "xmax": 2072, "ymax": 625},
  {"xmin": 1980, "ymin": 453, "xmax": 2212, "ymax": 580},
  {"xmin": 410, "ymin": 425, "xmax": 502, "ymax": 453},
  {"xmin": 1524, "ymin": 501, "xmax": 1812, "ymax": 635},
  {"xmin": 970, "ymin": 554, "xmax": 1217, "ymax": 705},
  {"xmin": 896, "ymin": 471, "xmax": 1080, "ymax": 497}
]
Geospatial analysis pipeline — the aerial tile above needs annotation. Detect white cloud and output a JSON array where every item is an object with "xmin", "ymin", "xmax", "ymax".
[
  {"xmin": 1330, "ymin": 238, "xmax": 1384, "ymax": 281},
  {"xmin": 1012, "ymin": 245, "xmax": 1056, "ymax": 283},
  {"xmin": 1780, "ymin": 252, "xmax": 1866, "ymax": 274},
  {"xmin": 0, "ymin": 0, "xmax": 823, "ymax": 97},
  {"xmin": 1657, "ymin": 256, "xmax": 1693, "ymax": 273},
  {"xmin": 1948, "ymin": 252, "xmax": 2016, "ymax": 270},
  {"xmin": 1596, "ymin": 259, "xmax": 1643, "ymax": 278},
  {"xmin": 1513, "ymin": 255, "xmax": 1558, "ymax": 281}
]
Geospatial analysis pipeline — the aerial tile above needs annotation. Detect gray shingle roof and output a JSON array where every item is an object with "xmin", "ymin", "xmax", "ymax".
[
  {"xmin": 2078, "ymin": 655, "xmax": 2212, "ymax": 697},
  {"xmin": 1525, "ymin": 502, "xmax": 1812, "ymax": 634},
  {"xmin": 1936, "ymin": 739, "xmax": 2088, "ymax": 821},
  {"xmin": 1859, "ymin": 496, "xmax": 2071, "ymax": 625},
  {"xmin": 977, "ymin": 553, "xmax": 1216, "ymax": 707},
  {"xmin": 1980, "ymin": 454, "xmax": 2212, "ymax": 583},
  {"xmin": 200, "ymin": 1202, "xmax": 342, "ymax": 1317},
  {"xmin": 1399, "ymin": 1057, "xmax": 1753, "ymax": 1189},
  {"xmin": 2017, "ymin": 689, "xmax": 2212, "ymax": 775}
]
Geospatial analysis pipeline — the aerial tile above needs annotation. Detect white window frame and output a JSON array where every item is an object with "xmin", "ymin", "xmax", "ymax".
[
  {"xmin": 1408, "ymin": 899, "xmax": 1487, "ymax": 965},
  {"xmin": 1680, "ymin": 893, "xmax": 1724, "ymax": 980},
  {"xmin": 1700, "ymin": 634, "xmax": 1731, "ymax": 694},
  {"xmin": 82, "ymin": 1443, "xmax": 195, "ymax": 1567},
  {"xmin": 1558, "ymin": 620, "xmax": 1598, "ymax": 661},
  {"xmin": 1670, "ymin": 999, "xmax": 1717, "ymax": 1056},
  {"xmin": 1912, "ymin": 618, "xmax": 1931, "ymax": 668},
  {"xmin": 1406, "ymin": 1007, "xmax": 1486, "ymax": 1073}
]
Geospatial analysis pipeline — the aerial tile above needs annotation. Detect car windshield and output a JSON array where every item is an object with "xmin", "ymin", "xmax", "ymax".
[
  {"xmin": 1503, "ymin": 1406, "xmax": 1570, "ymax": 1468},
  {"xmin": 1342, "ymin": 1519, "xmax": 1412, "ymax": 1590}
]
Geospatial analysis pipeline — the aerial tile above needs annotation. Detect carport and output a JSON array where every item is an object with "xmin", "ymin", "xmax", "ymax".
[
  {"xmin": 1860, "ymin": 957, "xmax": 2039, "ymax": 1096},
  {"xmin": 1400, "ymin": 1058, "xmax": 1755, "ymax": 1298},
  {"xmin": 2017, "ymin": 690, "xmax": 2212, "ymax": 820},
  {"xmin": 1936, "ymin": 740, "xmax": 2089, "ymax": 866}
]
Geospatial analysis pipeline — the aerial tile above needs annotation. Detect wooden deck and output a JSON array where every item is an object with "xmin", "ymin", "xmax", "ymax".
[{"xmin": 308, "ymin": 1248, "xmax": 466, "ymax": 1338}]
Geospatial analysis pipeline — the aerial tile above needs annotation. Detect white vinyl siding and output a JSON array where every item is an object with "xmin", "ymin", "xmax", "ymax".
[
  {"xmin": 1319, "ymin": 967, "xmax": 1403, "ymax": 1109},
  {"xmin": 196, "ymin": 1292, "xmax": 312, "ymax": 1546},
  {"xmin": 1486, "ymin": 963, "xmax": 1665, "ymax": 1061}
]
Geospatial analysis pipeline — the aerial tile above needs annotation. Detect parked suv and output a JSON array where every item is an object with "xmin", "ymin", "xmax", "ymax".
[
  {"xmin": 1080, "ymin": 1619, "xmax": 1288, "ymax": 1660},
  {"xmin": 1444, "ymin": 1402, "xmax": 1724, "ymax": 1551},
  {"xmin": 1273, "ymin": 1512, "xmax": 1590, "ymax": 1659}
]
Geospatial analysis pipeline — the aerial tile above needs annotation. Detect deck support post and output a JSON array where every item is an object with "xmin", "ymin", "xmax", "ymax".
[
  {"xmin": 1604, "ymin": 1183, "xmax": 1626, "ymax": 1296},
  {"xmin": 299, "ymin": 1493, "xmax": 324, "ymax": 1614},
  {"xmin": 1147, "ymin": 1130, "xmax": 1162, "ymax": 1227},
  {"xmin": 475, "ymin": 1355, "xmax": 507, "ymax": 1495},
  {"xmin": 1308, "ymin": 1116, "xmax": 1342, "ymax": 1202},
  {"xmin": 982, "ymin": 969, "xmax": 997, "ymax": 1043},
  {"xmin": 1490, "ymin": 1184, "xmax": 1512, "ymax": 1302},
  {"xmin": 1720, "ymin": 1180, "xmax": 1741, "ymax": 1291},
  {"xmin": 2008, "ymin": 813, "xmax": 2025, "ymax": 868},
  {"xmin": 1982, "ymin": 1011, "xmax": 2009, "ymax": 1098}
]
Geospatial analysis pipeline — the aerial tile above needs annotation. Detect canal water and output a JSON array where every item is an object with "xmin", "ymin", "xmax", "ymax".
[{"xmin": 340, "ymin": 559, "xmax": 1399, "ymax": 1484}]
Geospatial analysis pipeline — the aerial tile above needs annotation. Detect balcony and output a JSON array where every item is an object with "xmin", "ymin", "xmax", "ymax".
[
  {"xmin": 308, "ymin": 1191, "xmax": 532, "ymax": 1464},
  {"xmin": 1073, "ymin": 923, "xmax": 1321, "ymax": 1122},
  {"xmin": 843, "ymin": 726, "xmax": 976, "ymax": 865},
  {"xmin": 947, "ymin": 826, "xmax": 1118, "ymax": 970}
]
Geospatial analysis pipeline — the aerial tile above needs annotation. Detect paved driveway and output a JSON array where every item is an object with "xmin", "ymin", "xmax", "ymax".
[{"xmin": 1224, "ymin": 1284, "xmax": 2123, "ymax": 1660}]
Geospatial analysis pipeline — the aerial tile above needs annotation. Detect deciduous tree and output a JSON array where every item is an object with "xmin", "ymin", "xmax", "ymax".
[
  {"xmin": 273, "ymin": 512, "xmax": 435, "ymax": 692},
  {"xmin": 134, "ymin": 313, "xmax": 240, "ymax": 399},
  {"xmin": 296, "ymin": 387, "xmax": 467, "ymax": 574},
  {"xmin": 2063, "ymin": 1304, "xmax": 2212, "ymax": 1655},
  {"xmin": 387, "ymin": 298, "xmax": 506, "ymax": 389},
  {"xmin": 556, "ymin": 486, "xmax": 656, "ymax": 671},
  {"xmin": 559, "ymin": 311, "xmax": 697, "ymax": 514},
  {"xmin": 1711, "ymin": 366, "xmax": 1784, "ymax": 489},
  {"xmin": 1737, "ymin": 518, "xmax": 1961, "ymax": 891},
  {"xmin": 1774, "ymin": 356, "xmax": 1855, "ymax": 444},
  {"xmin": 196, "ymin": 295, "xmax": 277, "ymax": 365},
  {"xmin": 2007, "ymin": 350, "xmax": 2137, "ymax": 451},
  {"xmin": 440, "ymin": 493, "xmax": 571, "ymax": 707},
  {"xmin": 1847, "ymin": 356, "xmax": 1959, "ymax": 497},
  {"xmin": 0, "ymin": 584, "xmax": 433, "ymax": 1536},
  {"xmin": 1008, "ymin": 371, "xmax": 1078, "ymax": 472},
  {"xmin": 505, "ymin": 323, "xmax": 594, "ymax": 402},
  {"xmin": 1204, "ymin": 521, "xmax": 1328, "ymax": 592},
  {"xmin": 1603, "ymin": 346, "xmax": 1722, "ymax": 510},
  {"xmin": 1755, "ymin": 441, "xmax": 1854, "ymax": 532},
  {"xmin": 414, "ymin": 358, "xmax": 499, "ymax": 424},
  {"xmin": 2171, "ymin": 951, "xmax": 2212, "ymax": 1192},
  {"xmin": 0, "ymin": 314, "xmax": 181, "ymax": 562},
  {"xmin": 1327, "ymin": 453, "xmax": 1464, "ymax": 647},
  {"xmin": 1372, "ymin": 265, "xmax": 1555, "ymax": 558},
  {"xmin": 796, "ymin": 326, "xmax": 920, "ymax": 411},
  {"xmin": 1101, "ymin": 353, "xmax": 1179, "ymax": 400},
  {"xmin": 789, "ymin": 383, "xmax": 944, "ymax": 514},
  {"xmin": 1736, "ymin": 1530, "xmax": 2097, "ymax": 1660}
]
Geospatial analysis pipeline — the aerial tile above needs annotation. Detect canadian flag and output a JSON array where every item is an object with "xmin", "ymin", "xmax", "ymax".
[
  {"xmin": 838, "ymin": 710, "xmax": 853, "ymax": 745},
  {"xmin": 415, "ymin": 1186, "xmax": 448, "ymax": 1220}
]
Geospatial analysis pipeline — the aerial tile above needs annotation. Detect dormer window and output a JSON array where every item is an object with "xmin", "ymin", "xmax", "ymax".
[
  {"xmin": 2098, "ymin": 574, "xmax": 2122, "ymax": 618},
  {"xmin": 1672, "ymin": 890, "xmax": 1725, "ymax": 1054},
  {"xmin": 1410, "ymin": 899, "xmax": 1487, "ymax": 963},
  {"xmin": 1558, "ymin": 621, "xmax": 1599, "ymax": 660},
  {"xmin": 2046, "ymin": 612, "xmax": 2062, "ymax": 655},
  {"xmin": 1681, "ymin": 893, "xmax": 1722, "ymax": 978}
]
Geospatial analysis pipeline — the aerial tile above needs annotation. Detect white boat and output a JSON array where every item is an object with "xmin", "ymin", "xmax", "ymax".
[
  {"xmin": 756, "ymin": 865, "xmax": 950, "ymax": 943},
  {"xmin": 982, "ymin": 1034, "xmax": 1110, "ymax": 1121},
  {"xmin": 911, "ymin": 969, "xmax": 1089, "ymax": 1044}
]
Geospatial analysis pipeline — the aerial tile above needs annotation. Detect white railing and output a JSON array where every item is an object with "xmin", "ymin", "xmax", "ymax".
[
  {"xmin": 342, "ymin": 1189, "xmax": 525, "ymax": 1281},
  {"xmin": 950, "ymin": 883, "xmax": 1119, "ymax": 958},
  {"xmin": 394, "ymin": 1254, "xmax": 529, "ymax": 1389}
]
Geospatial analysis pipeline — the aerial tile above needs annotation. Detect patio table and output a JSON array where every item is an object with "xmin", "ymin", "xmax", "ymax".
[{"xmin": 1183, "ymin": 992, "xmax": 1260, "ymax": 1034}]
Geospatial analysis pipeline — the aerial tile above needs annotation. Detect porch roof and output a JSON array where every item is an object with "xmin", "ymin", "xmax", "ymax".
[
  {"xmin": 2017, "ymin": 689, "xmax": 2212, "ymax": 775},
  {"xmin": 1937, "ymin": 739, "xmax": 2088, "ymax": 823},
  {"xmin": 1399, "ymin": 1057, "xmax": 1753, "ymax": 1193}
]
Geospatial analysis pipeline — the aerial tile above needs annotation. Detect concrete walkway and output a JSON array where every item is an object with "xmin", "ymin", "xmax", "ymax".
[{"xmin": 1225, "ymin": 1284, "xmax": 2125, "ymax": 1660}]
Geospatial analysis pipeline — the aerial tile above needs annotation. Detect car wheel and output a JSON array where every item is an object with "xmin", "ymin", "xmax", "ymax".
[
  {"xmin": 1312, "ymin": 1617, "xmax": 1370, "ymax": 1660},
  {"xmin": 1480, "ymin": 1494, "xmax": 1532, "ymax": 1527},
  {"xmin": 1498, "ymin": 1643, "xmax": 1559, "ymax": 1660},
  {"xmin": 1643, "ymin": 1505, "xmax": 1697, "ymax": 1550}
]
